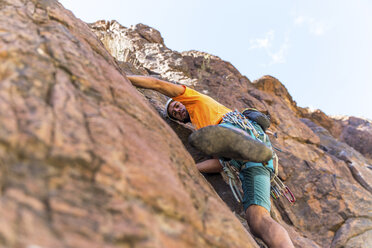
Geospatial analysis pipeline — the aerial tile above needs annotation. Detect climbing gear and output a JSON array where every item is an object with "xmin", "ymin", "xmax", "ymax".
[
  {"xmin": 220, "ymin": 159, "xmax": 296, "ymax": 204},
  {"xmin": 266, "ymin": 130, "xmax": 278, "ymax": 138},
  {"xmin": 220, "ymin": 159, "xmax": 243, "ymax": 202},
  {"xmin": 188, "ymin": 124, "xmax": 273, "ymax": 162},
  {"xmin": 270, "ymin": 172, "xmax": 296, "ymax": 203},
  {"xmin": 242, "ymin": 108, "xmax": 271, "ymax": 132},
  {"xmin": 219, "ymin": 110, "xmax": 296, "ymax": 204},
  {"xmin": 220, "ymin": 110, "xmax": 274, "ymax": 165},
  {"xmin": 222, "ymin": 110, "xmax": 261, "ymax": 138}
]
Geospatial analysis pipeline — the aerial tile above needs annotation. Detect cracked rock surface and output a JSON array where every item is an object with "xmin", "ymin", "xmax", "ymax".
[{"xmin": 0, "ymin": 1, "xmax": 259, "ymax": 247}]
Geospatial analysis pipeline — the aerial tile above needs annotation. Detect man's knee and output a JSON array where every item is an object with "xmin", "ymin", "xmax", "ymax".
[
  {"xmin": 246, "ymin": 205, "xmax": 294, "ymax": 248},
  {"xmin": 245, "ymin": 205, "xmax": 271, "ymax": 234}
]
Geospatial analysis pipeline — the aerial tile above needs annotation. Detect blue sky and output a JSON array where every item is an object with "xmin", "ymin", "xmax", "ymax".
[{"xmin": 59, "ymin": 0, "xmax": 372, "ymax": 120}]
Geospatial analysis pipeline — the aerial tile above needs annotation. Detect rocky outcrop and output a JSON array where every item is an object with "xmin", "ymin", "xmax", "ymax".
[
  {"xmin": 0, "ymin": 0, "xmax": 371, "ymax": 247},
  {"xmin": 298, "ymin": 108, "xmax": 343, "ymax": 138},
  {"xmin": 90, "ymin": 20, "xmax": 372, "ymax": 248},
  {"xmin": 0, "ymin": 1, "xmax": 259, "ymax": 247},
  {"xmin": 299, "ymin": 108, "xmax": 372, "ymax": 163},
  {"xmin": 337, "ymin": 116, "xmax": 372, "ymax": 161}
]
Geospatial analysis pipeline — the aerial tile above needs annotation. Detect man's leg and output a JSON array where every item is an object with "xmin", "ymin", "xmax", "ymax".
[
  {"xmin": 246, "ymin": 205, "xmax": 294, "ymax": 248},
  {"xmin": 240, "ymin": 166, "xmax": 294, "ymax": 248}
]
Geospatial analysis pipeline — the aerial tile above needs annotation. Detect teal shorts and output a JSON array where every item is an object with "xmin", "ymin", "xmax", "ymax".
[{"xmin": 239, "ymin": 165, "xmax": 271, "ymax": 212}]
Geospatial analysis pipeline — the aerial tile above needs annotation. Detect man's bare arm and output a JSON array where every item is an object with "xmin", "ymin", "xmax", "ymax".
[
  {"xmin": 196, "ymin": 159, "xmax": 223, "ymax": 173},
  {"xmin": 127, "ymin": 75, "xmax": 184, "ymax": 97}
]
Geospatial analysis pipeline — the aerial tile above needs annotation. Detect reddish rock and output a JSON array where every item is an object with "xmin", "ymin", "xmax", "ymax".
[
  {"xmin": 298, "ymin": 108, "xmax": 343, "ymax": 138},
  {"xmin": 252, "ymin": 75, "xmax": 297, "ymax": 111},
  {"xmin": 298, "ymin": 108, "xmax": 372, "ymax": 162},
  {"xmin": 0, "ymin": 1, "xmax": 259, "ymax": 248},
  {"xmin": 0, "ymin": 1, "xmax": 371, "ymax": 247}
]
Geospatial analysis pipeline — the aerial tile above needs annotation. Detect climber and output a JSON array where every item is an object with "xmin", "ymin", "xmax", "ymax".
[{"xmin": 127, "ymin": 75, "xmax": 294, "ymax": 248}]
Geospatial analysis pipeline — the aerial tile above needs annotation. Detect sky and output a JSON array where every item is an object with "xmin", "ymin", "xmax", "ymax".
[{"xmin": 59, "ymin": 0, "xmax": 372, "ymax": 120}]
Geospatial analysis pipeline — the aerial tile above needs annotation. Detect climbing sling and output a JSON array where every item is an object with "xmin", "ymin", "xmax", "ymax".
[{"xmin": 219, "ymin": 110, "xmax": 296, "ymax": 204}]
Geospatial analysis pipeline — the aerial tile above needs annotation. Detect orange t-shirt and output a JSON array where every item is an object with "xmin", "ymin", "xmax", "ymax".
[{"xmin": 172, "ymin": 86, "xmax": 231, "ymax": 129}]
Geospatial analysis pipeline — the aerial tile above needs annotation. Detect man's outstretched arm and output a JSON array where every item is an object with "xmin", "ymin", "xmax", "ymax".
[{"xmin": 127, "ymin": 75, "xmax": 184, "ymax": 97}]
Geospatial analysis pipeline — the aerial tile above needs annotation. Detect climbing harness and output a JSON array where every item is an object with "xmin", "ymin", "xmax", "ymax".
[{"xmin": 220, "ymin": 110, "xmax": 296, "ymax": 204}]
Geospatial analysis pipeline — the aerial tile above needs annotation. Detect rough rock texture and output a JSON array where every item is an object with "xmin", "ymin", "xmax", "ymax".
[
  {"xmin": 0, "ymin": 1, "xmax": 259, "ymax": 247},
  {"xmin": 337, "ymin": 116, "xmax": 372, "ymax": 161},
  {"xmin": 299, "ymin": 108, "xmax": 372, "ymax": 162},
  {"xmin": 91, "ymin": 20, "xmax": 372, "ymax": 248},
  {"xmin": 331, "ymin": 218, "xmax": 372, "ymax": 248},
  {"xmin": 298, "ymin": 108, "xmax": 343, "ymax": 138}
]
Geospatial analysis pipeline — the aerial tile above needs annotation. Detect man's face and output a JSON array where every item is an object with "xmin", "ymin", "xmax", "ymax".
[{"xmin": 168, "ymin": 101, "xmax": 190, "ymax": 122}]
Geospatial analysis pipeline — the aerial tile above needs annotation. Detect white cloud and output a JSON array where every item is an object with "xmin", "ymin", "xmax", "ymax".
[
  {"xmin": 249, "ymin": 31, "xmax": 289, "ymax": 65},
  {"xmin": 267, "ymin": 38, "xmax": 289, "ymax": 65},
  {"xmin": 294, "ymin": 16, "xmax": 305, "ymax": 25},
  {"xmin": 294, "ymin": 15, "xmax": 329, "ymax": 36},
  {"xmin": 249, "ymin": 30, "xmax": 274, "ymax": 49}
]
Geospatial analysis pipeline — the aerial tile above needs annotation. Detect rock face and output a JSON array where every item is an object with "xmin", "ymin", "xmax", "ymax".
[
  {"xmin": 0, "ymin": 1, "xmax": 259, "ymax": 247},
  {"xmin": 90, "ymin": 20, "xmax": 372, "ymax": 248},
  {"xmin": 337, "ymin": 116, "xmax": 372, "ymax": 161},
  {"xmin": 299, "ymin": 108, "xmax": 372, "ymax": 162},
  {"xmin": 0, "ymin": 1, "xmax": 371, "ymax": 247}
]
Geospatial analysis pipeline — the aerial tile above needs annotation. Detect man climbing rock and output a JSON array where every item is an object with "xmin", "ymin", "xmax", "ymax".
[{"xmin": 127, "ymin": 75, "xmax": 294, "ymax": 248}]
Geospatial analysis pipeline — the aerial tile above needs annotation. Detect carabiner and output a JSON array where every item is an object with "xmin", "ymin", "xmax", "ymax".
[{"xmin": 283, "ymin": 186, "xmax": 296, "ymax": 203}]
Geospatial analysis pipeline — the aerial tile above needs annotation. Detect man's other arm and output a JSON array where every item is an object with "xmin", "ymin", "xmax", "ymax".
[{"xmin": 127, "ymin": 75, "xmax": 184, "ymax": 98}]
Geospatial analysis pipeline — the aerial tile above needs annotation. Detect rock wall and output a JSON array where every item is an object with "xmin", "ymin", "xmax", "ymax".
[
  {"xmin": 337, "ymin": 116, "xmax": 372, "ymax": 161},
  {"xmin": 90, "ymin": 20, "xmax": 372, "ymax": 248},
  {"xmin": 0, "ymin": 0, "xmax": 371, "ymax": 247},
  {"xmin": 0, "ymin": 1, "xmax": 259, "ymax": 247},
  {"xmin": 299, "ymin": 108, "xmax": 372, "ymax": 163}
]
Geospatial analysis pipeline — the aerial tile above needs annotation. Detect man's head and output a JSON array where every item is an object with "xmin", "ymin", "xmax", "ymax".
[{"xmin": 165, "ymin": 99, "xmax": 191, "ymax": 123}]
